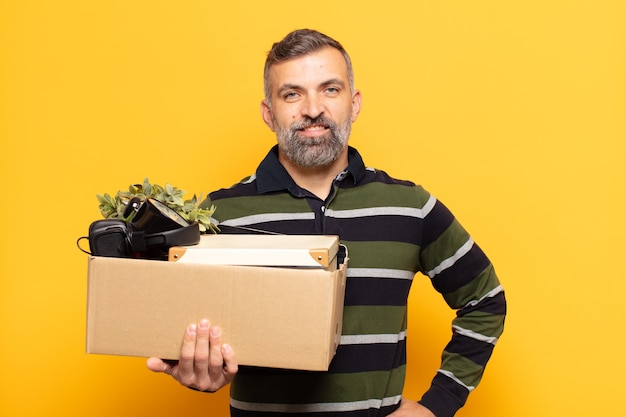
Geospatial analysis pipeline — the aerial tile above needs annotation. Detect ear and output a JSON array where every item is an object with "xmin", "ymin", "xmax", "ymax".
[
  {"xmin": 260, "ymin": 100, "xmax": 276, "ymax": 132},
  {"xmin": 350, "ymin": 90, "xmax": 362, "ymax": 122}
]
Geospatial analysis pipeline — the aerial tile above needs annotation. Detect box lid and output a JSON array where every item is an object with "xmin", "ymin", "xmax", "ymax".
[{"xmin": 168, "ymin": 234, "xmax": 340, "ymax": 268}]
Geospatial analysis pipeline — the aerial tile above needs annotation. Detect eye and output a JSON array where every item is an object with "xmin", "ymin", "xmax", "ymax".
[
  {"xmin": 324, "ymin": 87, "xmax": 340, "ymax": 95},
  {"xmin": 283, "ymin": 91, "xmax": 300, "ymax": 101}
]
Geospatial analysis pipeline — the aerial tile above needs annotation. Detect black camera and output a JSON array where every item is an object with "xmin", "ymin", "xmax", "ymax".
[{"xmin": 80, "ymin": 197, "xmax": 201, "ymax": 260}]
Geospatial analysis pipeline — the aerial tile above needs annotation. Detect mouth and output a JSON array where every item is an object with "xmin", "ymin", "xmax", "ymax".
[
  {"xmin": 297, "ymin": 123, "xmax": 330, "ymax": 137},
  {"xmin": 300, "ymin": 123, "xmax": 327, "ymax": 131}
]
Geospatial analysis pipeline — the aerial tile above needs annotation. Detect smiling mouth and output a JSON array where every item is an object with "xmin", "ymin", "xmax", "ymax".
[{"xmin": 299, "ymin": 124, "xmax": 328, "ymax": 132}]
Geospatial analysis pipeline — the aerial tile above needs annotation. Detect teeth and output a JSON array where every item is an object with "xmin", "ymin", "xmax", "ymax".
[{"xmin": 303, "ymin": 125, "xmax": 326, "ymax": 131}]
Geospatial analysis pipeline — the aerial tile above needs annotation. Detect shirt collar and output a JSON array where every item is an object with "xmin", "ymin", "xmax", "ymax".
[{"xmin": 255, "ymin": 145, "xmax": 367, "ymax": 195}]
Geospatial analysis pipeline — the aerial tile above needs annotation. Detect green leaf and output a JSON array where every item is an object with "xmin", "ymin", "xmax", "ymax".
[
  {"xmin": 143, "ymin": 179, "xmax": 152, "ymax": 196},
  {"xmin": 172, "ymin": 195, "xmax": 184, "ymax": 206},
  {"xmin": 96, "ymin": 194, "xmax": 108, "ymax": 204},
  {"xmin": 183, "ymin": 201, "xmax": 195, "ymax": 212},
  {"xmin": 95, "ymin": 180, "xmax": 219, "ymax": 233}
]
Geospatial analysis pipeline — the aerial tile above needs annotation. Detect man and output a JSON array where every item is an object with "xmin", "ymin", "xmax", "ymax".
[{"xmin": 147, "ymin": 29, "xmax": 506, "ymax": 417}]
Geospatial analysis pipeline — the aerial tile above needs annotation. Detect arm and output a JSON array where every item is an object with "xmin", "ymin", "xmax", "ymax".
[
  {"xmin": 417, "ymin": 198, "xmax": 507, "ymax": 417},
  {"xmin": 146, "ymin": 319, "xmax": 238, "ymax": 392}
]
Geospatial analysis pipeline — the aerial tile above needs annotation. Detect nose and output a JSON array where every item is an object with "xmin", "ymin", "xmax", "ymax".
[{"xmin": 300, "ymin": 93, "xmax": 325, "ymax": 119}]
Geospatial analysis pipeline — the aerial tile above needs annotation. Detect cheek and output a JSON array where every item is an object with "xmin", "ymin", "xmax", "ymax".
[
  {"xmin": 280, "ymin": 112, "xmax": 299, "ymax": 127},
  {"xmin": 271, "ymin": 105, "xmax": 298, "ymax": 125},
  {"xmin": 333, "ymin": 101, "xmax": 355, "ymax": 122}
]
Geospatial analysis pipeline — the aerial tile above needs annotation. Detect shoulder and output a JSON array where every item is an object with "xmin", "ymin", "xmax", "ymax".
[
  {"xmin": 209, "ymin": 174, "xmax": 258, "ymax": 201},
  {"xmin": 356, "ymin": 167, "xmax": 433, "ymax": 208}
]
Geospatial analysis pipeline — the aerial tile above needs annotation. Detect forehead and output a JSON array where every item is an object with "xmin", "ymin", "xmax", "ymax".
[{"xmin": 268, "ymin": 47, "xmax": 350, "ymax": 90}]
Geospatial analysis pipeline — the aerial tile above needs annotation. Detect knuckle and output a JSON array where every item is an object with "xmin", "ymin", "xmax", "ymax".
[
  {"xmin": 194, "ymin": 355, "xmax": 209, "ymax": 367},
  {"xmin": 177, "ymin": 374, "xmax": 194, "ymax": 387},
  {"xmin": 227, "ymin": 363, "xmax": 239, "ymax": 375},
  {"xmin": 209, "ymin": 354, "xmax": 223, "ymax": 368},
  {"xmin": 192, "ymin": 378, "xmax": 220, "ymax": 393},
  {"xmin": 179, "ymin": 349, "xmax": 194, "ymax": 361}
]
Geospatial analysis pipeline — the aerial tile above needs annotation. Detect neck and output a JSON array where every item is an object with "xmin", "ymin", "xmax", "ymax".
[{"xmin": 279, "ymin": 149, "xmax": 349, "ymax": 200}]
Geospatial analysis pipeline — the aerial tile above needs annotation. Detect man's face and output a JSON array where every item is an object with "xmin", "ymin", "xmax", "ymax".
[{"xmin": 261, "ymin": 47, "xmax": 361, "ymax": 168}]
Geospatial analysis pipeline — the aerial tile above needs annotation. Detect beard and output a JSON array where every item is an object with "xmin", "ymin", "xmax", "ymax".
[{"xmin": 274, "ymin": 114, "xmax": 352, "ymax": 168}]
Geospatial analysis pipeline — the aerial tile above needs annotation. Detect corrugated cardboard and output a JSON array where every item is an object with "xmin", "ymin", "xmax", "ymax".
[
  {"xmin": 86, "ymin": 255, "xmax": 347, "ymax": 371},
  {"xmin": 169, "ymin": 234, "xmax": 340, "ymax": 268}
]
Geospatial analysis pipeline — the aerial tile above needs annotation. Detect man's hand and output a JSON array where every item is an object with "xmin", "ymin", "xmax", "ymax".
[
  {"xmin": 146, "ymin": 319, "xmax": 238, "ymax": 392},
  {"xmin": 388, "ymin": 398, "xmax": 436, "ymax": 417}
]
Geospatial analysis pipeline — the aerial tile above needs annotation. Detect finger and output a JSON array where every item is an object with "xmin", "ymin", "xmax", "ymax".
[
  {"xmin": 193, "ymin": 319, "xmax": 211, "ymax": 379},
  {"xmin": 221, "ymin": 343, "xmax": 238, "ymax": 380},
  {"xmin": 177, "ymin": 323, "xmax": 199, "ymax": 379},
  {"xmin": 146, "ymin": 357, "xmax": 169, "ymax": 374},
  {"xmin": 208, "ymin": 326, "xmax": 225, "ymax": 379}
]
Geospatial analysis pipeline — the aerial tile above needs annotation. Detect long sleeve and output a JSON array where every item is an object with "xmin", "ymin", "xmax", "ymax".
[{"xmin": 417, "ymin": 198, "xmax": 507, "ymax": 417}]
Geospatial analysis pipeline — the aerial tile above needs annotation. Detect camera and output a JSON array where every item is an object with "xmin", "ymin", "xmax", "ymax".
[{"xmin": 81, "ymin": 197, "xmax": 201, "ymax": 260}]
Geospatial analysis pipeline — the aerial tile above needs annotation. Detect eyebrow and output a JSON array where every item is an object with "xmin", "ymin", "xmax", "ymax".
[{"xmin": 277, "ymin": 78, "xmax": 347, "ymax": 95}]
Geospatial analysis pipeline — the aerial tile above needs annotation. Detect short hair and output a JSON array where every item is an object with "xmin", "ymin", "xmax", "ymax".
[{"xmin": 263, "ymin": 29, "xmax": 354, "ymax": 104}]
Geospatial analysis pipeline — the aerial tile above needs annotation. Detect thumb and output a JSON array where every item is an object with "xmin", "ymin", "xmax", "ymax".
[{"xmin": 146, "ymin": 357, "xmax": 172, "ymax": 374}]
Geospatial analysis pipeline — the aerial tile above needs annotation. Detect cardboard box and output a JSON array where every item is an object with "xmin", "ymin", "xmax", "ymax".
[
  {"xmin": 86, "ymin": 255, "xmax": 347, "ymax": 371},
  {"xmin": 169, "ymin": 234, "xmax": 340, "ymax": 268}
]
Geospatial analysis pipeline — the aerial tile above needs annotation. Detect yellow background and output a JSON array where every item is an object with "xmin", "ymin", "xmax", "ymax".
[{"xmin": 1, "ymin": 1, "xmax": 624, "ymax": 416}]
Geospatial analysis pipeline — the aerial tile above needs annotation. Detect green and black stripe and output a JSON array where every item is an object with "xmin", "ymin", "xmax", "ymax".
[{"xmin": 202, "ymin": 146, "xmax": 506, "ymax": 417}]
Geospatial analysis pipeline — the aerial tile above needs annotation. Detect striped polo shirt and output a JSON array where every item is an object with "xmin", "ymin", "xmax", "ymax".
[{"xmin": 201, "ymin": 146, "xmax": 506, "ymax": 417}]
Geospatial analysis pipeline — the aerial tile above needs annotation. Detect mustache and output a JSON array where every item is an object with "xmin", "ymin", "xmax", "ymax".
[{"xmin": 290, "ymin": 116, "xmax": 337, "ymax": 131}]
